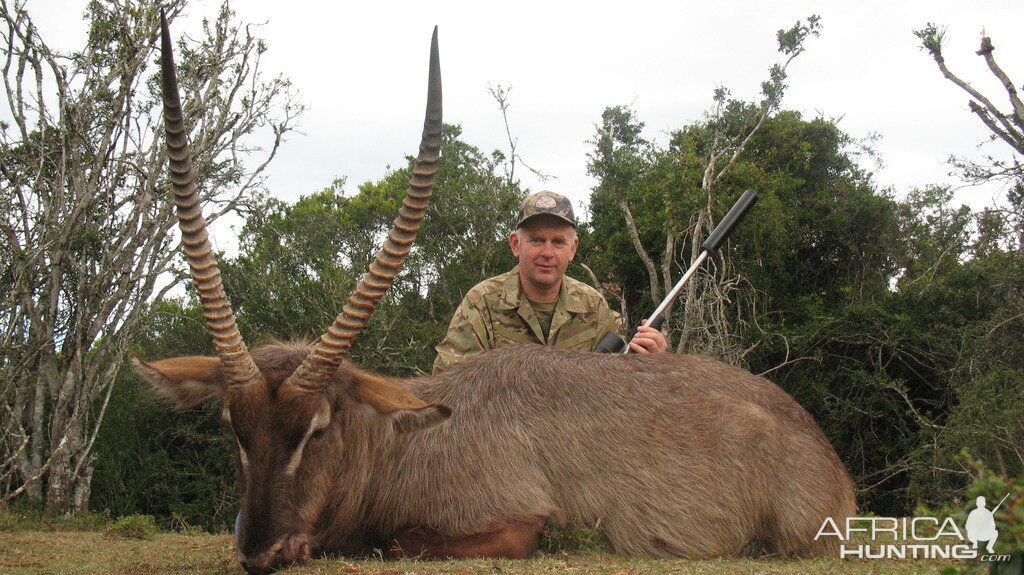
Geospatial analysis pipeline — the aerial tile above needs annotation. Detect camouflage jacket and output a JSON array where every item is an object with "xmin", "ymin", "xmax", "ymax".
[{"xmin": 432, "ymin": 266, "xmax": 623, "ymax": 374}]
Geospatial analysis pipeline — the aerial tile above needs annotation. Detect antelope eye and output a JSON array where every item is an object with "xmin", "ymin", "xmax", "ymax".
[{"xmin": 310, "ymin": 428, "xmax": 327, "ymax": 440}]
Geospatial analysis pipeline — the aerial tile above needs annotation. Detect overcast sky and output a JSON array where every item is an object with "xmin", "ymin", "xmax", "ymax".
[{"xmin": 31, "ymin": 0, "xmax": 1024, "ymax": 221}]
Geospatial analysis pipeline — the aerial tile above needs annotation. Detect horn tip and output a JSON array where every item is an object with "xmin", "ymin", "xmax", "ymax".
[
  {"xmin": 427, "ymin": 25, "xmax": 441, "ymax": 113},
  {"xmin": 160, "ymin": 8, "xmax": 169, "ymax": 43}
]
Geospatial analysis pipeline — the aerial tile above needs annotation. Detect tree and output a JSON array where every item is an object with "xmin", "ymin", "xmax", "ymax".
[
  {"xmin": 915, "ymin": 25, "xmax": 1024, "ymax": 184},
  {"xmin": 911, "ymin": 25, "xmax": 1024, "ymax": 506},
  {"xmin": 588, "ymin": 16, "xmax": 821, "ymax": 358},
  {"xmin": 0, "ymin": 0, "xmax": 300, "ymax": 513}
]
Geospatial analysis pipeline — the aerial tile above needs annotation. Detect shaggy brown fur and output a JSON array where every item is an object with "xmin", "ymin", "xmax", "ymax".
[{"xmin": 135, "ymin": 342, "xmax": 856, "ymax": 572}]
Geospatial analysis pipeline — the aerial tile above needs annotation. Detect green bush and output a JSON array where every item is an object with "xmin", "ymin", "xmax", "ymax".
[
  {"xmin": 539, "ymin": 520, "xmax": 605, "ymax": 553},
  {"xmin": 107, "ymin": 514, "xmax": 158, "ymax": 540},
  {"xmin": 91, "ymin": 357, "xmax": 238, "ymax": 534}
]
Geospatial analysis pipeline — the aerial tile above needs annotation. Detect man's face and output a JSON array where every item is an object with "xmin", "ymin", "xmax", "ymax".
[{"xmin": 509, "ymin": 216, "xmax": 579, "ymax": 296}]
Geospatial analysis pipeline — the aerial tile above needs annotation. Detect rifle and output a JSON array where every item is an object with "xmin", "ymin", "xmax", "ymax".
[
  {"xmin": 594, "ymin": 190, "xmax": 759, "ymax": 354},
  {"xmin": 992, "ymin": 492, "xmax": 1010, "ymax": 514}
]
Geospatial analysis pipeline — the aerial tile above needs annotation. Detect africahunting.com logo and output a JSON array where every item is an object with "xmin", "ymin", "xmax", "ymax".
[{"xmin": 815, "ymin": 493, "xmax": 1012, "ymax": 561}]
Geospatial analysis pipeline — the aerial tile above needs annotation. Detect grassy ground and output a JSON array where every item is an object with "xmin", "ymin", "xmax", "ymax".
[{"xmin": 0, "ymin": 531, "xmax": 963, "ymax": 575}]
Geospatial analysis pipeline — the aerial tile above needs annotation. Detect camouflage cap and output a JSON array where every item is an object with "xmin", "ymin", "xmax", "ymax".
[{"xmin": 516, "ymin": 190, "xmax": 576, "ymax": 228}]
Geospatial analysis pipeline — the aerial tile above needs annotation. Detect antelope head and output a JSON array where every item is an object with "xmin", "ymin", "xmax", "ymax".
[{"xmin": 132, "ymin": 13, "xmax": 447, "ymax": 573}]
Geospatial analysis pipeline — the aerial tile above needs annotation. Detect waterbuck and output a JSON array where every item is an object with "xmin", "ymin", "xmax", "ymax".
[{"xmin": 133, "ymin": 16, "xmax": 856, "ymax": 573}]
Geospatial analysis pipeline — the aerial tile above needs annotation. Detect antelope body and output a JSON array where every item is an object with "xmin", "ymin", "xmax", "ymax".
[
  {"xmin": 137, "ymin": 342, "xmax": 856, "ymax": 570},
  {"xmin": 138, "ymin": 16, "xmax": 855, "ymax": 573}
]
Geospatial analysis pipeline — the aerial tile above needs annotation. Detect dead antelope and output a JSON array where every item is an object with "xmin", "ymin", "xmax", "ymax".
[{"xmin": 133, "ymin": 16, "xmax": 856, "ymax": 574}]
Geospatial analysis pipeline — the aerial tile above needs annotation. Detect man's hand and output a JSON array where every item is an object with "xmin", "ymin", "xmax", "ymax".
[{"xmin": 628, "ymin": 319, "xmax": 668, "ymax": 354}]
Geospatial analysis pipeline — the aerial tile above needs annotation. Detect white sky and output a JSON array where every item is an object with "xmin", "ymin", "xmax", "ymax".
[{"xmin": 28, "ymin": 0, "xmax": 1024, "ymax": 221}]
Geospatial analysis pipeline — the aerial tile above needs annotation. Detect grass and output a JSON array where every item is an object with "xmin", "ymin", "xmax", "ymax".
[
  {"xmin": 0, "ymin": 503, "xmax": 113, "ymax": 532},
  {"xmin": 0, "ymin": 530, "xmax": 966, "ymax": 575}
]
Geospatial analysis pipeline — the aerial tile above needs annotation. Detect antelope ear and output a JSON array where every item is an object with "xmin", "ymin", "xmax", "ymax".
[
  {"xmin": 350, "ymin": 370, "xmax": 451, "ymax": 433},
  {"xmin": 130, "ymin": 355, "xmax": 225, "ymax": 407}
]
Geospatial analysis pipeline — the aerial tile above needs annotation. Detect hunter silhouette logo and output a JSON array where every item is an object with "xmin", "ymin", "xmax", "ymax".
[
  {"xmin": 966, "ymin": 494, "xmax": 1008, "ymax": 554},
  {"xmin": 815, "ymin": 492, "xmax": 1012, "ymax": 561}
]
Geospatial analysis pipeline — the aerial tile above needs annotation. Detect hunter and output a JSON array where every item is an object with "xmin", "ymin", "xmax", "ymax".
[{"xmin": 433, "ymin": 190, "xmax": 667, "ymax": 374}]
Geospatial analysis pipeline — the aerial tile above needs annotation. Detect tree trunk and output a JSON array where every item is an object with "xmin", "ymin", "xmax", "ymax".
[
  {"xmin": 73, "ymin": 455, "xmax": 95, "ymax": 511},
  {"xmin": 44, "ymin": 453, "xmax": 75, "ymax": 515}
]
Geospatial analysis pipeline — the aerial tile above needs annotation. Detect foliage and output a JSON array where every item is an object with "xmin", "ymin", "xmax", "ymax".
[
  {"xmin": 894, "ymin": 187, "xmax": 1024, "ymax": 508},
  {"xmin": 906, "ymin": 39, "xmax": 1024, "ymax": 512},
  {"xmin": 587, "ymin": 106, "xmax": 898, "ymax": 353},
  {"xmin": 170, "ymin": 511, "xmax": 211, "ymax": 535},
  {"xmin": 89, "ymin": 370, "xmax": 237, "ymax": 533},
  {"xmin": 90, "ymin": 300, "xmax": 237, "ymax": 534},
  {"xmin": 106, "ymin": 514, "xmax": 158, "ymax": 540},
  {"xmin": 539, "ymin": 521, "xmax": 605, "ymax": 554}
]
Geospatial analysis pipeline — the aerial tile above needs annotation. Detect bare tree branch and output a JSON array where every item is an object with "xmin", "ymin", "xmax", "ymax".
[
  {"xmin": 916, "ymin": 26, "xmax": 1024, "ymax": 181},
  {"xmin": 487, "ymin": 83, "xmax": 553, "ymax": 186}
]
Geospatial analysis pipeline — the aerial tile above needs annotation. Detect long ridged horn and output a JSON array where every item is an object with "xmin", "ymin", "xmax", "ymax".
[
  {"xmin": 160, "ymin": 10, "xmax": 263, "ymax": 389},
  {"xmin": 288, "ymin": 27, "xmax": 442, "ymax": 391}
]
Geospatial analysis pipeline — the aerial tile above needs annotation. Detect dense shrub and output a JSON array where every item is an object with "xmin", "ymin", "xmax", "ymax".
[{"xmin": 107, "ymin": 514, "xmax": 158, "ymax": 540}]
